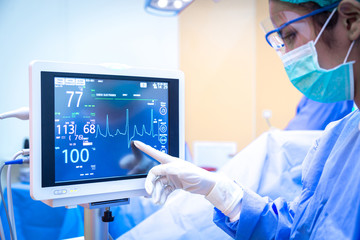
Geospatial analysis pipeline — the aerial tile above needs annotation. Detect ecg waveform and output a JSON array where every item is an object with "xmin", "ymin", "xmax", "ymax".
[{"xmin": 95, "ymin": 109, "xmax": 158, "ymax": 148}]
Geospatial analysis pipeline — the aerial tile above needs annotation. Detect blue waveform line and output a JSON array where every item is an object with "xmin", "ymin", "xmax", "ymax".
[{"xmin": 95, "ymin": 109, "xmax": 158, "ymax": 148}]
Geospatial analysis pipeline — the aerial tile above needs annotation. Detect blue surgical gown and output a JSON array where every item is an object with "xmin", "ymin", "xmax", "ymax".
[
  {"xmin": 214, "ymin": 109, "xmax": 360, "ymax": 239},
  {"xmin": 285, "ymin": 96, "xmax": 353, "ymax": 130}
]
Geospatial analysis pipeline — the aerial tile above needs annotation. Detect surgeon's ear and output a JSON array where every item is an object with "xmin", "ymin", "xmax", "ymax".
[{"xmin": 338, "ymin": 0, "xmax": 360, "ymax": 41}]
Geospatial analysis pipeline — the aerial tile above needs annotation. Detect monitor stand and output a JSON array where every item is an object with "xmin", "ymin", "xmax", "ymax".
[{"xmin": 81, "ymin": 198, "xmax": 130, "ymax": 240}]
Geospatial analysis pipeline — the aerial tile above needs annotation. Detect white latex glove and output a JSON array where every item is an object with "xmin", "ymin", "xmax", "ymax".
[{"xmin": 134, "ymin": 141, "xmax": 244, "ymax": 220}]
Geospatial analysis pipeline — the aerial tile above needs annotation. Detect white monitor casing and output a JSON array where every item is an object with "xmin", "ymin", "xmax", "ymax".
[{"xmin": 29, "ymin": 61, "xmax": 185, "ymax": 207}]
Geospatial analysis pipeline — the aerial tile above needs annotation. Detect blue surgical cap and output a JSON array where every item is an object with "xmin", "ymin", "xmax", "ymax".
[{"xmin": 280, "ymin": 0, "xmax": 339, "ymax": 7}]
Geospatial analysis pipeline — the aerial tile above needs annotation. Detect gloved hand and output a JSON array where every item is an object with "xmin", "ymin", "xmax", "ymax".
[
  {"xmin": 133, "ymin": 141, "xmax": 244, "ymax": 220},
  {"xmin": 119, "ymin": 141, "xmax": 157, "ymax": 175}
]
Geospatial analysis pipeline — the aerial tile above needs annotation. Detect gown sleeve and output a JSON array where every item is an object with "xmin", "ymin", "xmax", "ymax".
[{"xmin": 213, "ymin": 187, "xmax": 297, "ymax": 240}]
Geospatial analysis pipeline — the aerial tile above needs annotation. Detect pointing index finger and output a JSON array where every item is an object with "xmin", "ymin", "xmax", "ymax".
[{"xmin": 133, "ymin": 141, "xmax": 174, "ymax": 164}]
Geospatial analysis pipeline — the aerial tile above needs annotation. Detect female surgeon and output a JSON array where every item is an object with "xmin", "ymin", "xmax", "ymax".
[{"xmin": 134, "ymin": 0, "xmax": 360, "ymax": 239}]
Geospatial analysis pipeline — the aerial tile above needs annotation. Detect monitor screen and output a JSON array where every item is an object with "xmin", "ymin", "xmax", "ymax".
[{"xmin": 40, "ymin": 72, "xmax": 179, "ymax": 187}]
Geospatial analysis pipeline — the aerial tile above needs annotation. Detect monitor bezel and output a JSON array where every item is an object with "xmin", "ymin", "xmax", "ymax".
[{"xmin": 30, "ymin": 61, "xmax": 185, "ymax": 205}]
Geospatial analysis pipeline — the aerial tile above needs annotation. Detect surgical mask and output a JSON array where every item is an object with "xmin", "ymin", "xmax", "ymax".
[{"xmin": 280, "ymin": 8, "xmax": 355, "ymax": 103}]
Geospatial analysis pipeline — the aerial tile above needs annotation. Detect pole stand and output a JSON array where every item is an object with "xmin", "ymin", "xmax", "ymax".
[{"xmin": 81, "ymin": 198, "xmax": 130, "ymax": 240}]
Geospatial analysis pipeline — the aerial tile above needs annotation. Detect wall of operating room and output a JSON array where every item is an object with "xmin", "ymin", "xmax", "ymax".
[
  {"xmin": 181, "ymin": 0, "xmax": 302, "ymax": 153},
  {"xmin": 0, "ymin": 0, "xmax": 179, "ymax": 160}
]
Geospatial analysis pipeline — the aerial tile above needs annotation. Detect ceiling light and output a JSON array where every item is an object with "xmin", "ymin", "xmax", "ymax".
[
  {"xmin": 144, "ymin": 0, "xmax": 194, "ymax": 17},
  {"xmin": 173, "ymin": 0, "xmax": 183, "ymax": 9},
  {"xmin": 157, "ymin": 0, "xmax": 168, "ymax": 8}
]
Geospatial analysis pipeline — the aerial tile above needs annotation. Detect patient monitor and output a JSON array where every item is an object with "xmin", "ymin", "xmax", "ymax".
[{"xmin": 29, "ymin": 61, "xmax": 184, "ymax": 207}]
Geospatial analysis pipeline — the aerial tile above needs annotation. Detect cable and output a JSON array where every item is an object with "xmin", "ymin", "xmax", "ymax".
[
  {"xmin": 0, "ymin": 107, "xmax": 29, "ymax": 239},
  {"xmin": 0, "ymin": 107, "xmax": 29, "ymax": 120},
  {"xmin": 6, "ymin": 165, "xmax": 14, "ymax": 240},
  {"xmin": 0, "ymin": 105, "xmax": 29, "ymax": 239},
  {"xmin": 0, "ymin": 163, "xmax": 15, "ymax": 240},
  {"xmin": 5, "ymin": 150, "xmax": 29, "ymax": 240},
  {"xmin": 0, "ymin": 199, "xmax": 4, "ymax": 240},
  {"xmin": 7, "ymin": 151, "xmax": 25, "ymax": 240},
  {"xmin": 0, "ymin": 150, "xmax": 29, "ymax": 240}
]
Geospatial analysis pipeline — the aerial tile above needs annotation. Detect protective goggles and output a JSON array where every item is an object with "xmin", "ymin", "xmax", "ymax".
[{"xmin": 260, "ymin": 1, "xmax": 340, "ymax": 56}]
